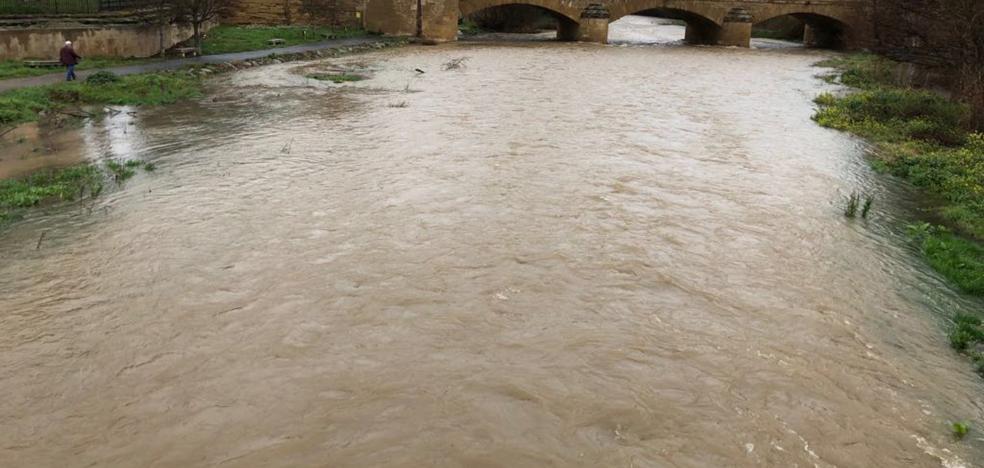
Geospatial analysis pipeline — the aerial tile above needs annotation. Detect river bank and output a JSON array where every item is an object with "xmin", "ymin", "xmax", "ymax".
[
  {"xmin": 814, "ymin": 53, "xmax": 984, "ymax": 375},
  {"xmin": 0, "ymin": 26, "xmax": 369, "ymax": 81},
  {"xmin": 0, "ymin": 38, "xmax": 406, "ymax": 225}
]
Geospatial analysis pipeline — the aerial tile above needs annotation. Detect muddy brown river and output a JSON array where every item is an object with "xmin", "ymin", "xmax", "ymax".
[{"xmin": 2, "ymin": 17, "xmax": 984, "ymax": 467}]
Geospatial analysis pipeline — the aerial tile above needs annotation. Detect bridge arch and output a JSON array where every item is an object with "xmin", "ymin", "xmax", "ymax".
[
  {"xmin": 459, "ymin": 0, "xmax": 580, "ymax": 23},
  {"xmin": 606, "ymin": 1, "xmax": 742, "ymax": 46},
  {"xmin": 616, "ymin": 7, "xmax": 723, "ymax": 44},
  {"xmin": 459, "ymin": 1, "xmax": 582, "ymax": 41},
  {"xmin": 753, "ymin": 12, "xmax": 852, "ymax": 49}
]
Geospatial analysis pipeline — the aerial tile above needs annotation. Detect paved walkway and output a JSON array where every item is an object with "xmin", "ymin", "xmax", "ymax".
[{"xmin": 0, "ymin": 37, "xmax": 380, "ymax": 93}]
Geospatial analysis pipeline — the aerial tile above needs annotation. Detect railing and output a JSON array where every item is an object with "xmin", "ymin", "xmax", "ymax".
[{"xmin": 0, "ymin": 0, "xmax": 146, "ymax": 14}]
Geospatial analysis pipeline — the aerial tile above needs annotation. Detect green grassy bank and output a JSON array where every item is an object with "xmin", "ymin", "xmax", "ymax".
[
  {"xmin": 0, "ymin": 26, "xmax": 365, "ymax": 81},
  {"xmin": 200, "ymin": 25, "xmax": 365, "ymax": 55},
  {"xmin": 0, "ymin": 70, "xmax": 199, "ymax": 223},
  {"xmin": 0, "ymin": 70, "xmax": 202, "ymax": 126},
  {"xmin": 0, "ymin": 57, "xmax": 160, "ymax": 81},
  {"xmin": 814, "ymin": 53, "xmax": 984, "ymax": 371}
]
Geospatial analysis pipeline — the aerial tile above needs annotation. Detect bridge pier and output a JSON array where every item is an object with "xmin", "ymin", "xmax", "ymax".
[
  {"xmin": 717, "ymin": 7, "xmax": 752, "ymax": 47},
  {"xmin": 577, "ymin": 4, "xmax": 609, "ymax": 43}
]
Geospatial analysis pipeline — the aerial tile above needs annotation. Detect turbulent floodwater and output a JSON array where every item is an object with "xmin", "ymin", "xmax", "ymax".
[{"xmin": 3, "ymin": 17, "xmax": 984, "ymax": 468}]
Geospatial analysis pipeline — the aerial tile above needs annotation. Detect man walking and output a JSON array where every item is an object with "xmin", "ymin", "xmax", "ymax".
[{"xmin": 59, "ymin": 41, "xmax": 81, "ymax": 81}]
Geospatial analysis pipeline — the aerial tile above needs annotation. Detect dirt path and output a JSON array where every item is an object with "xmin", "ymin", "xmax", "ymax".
[{"xmin": 0, "ymin": 37, "xmax": 379, "ymax": 92}]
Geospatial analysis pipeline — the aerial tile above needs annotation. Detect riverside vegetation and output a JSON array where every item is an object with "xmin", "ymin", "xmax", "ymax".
[
  {"xmin": 200, "ymin": 25, "xmax": 366, "ymax": 55},
  {"xmin": 0, "ymin": 40, "xmax": 405, "ymax": 228},
  {"xmin": 0, "ymin": 70, "xmax": 203, "ymax": 126},
  {"xmin": 814, "ymin": 53, "xmax": 984, "ymax": 374},
  {"xmin": 0, "ymin": 26, "xmax": 366, "ymax": 81},
  {"xmin": 0, "ymin": 159, "xmax": 154, "ymax": 225}
]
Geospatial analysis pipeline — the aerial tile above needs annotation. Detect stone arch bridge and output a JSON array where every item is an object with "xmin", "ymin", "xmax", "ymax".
[{"xmin": 366, "ymin": 0, "xmax": 872, "ymax": 48}]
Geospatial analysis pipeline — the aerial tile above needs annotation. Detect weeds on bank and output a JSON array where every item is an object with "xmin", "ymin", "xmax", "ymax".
[
  {"xmin": 0, "ymin": 70, "xmax": 203, "ymax": 126},
  {"xmin": 946, "ymin": 312, "xmax": 984, "ymax": 383},
  {"xmin": 816, "ymin": 54, "xmax": 898, "ymax": 89},
  {"xmin": 906, "ymin": 222, "xmax": 984, "ymax": 295},
  {"xmin": 815, "ymin": 54, "xmax": 984, "ymax": 292},
  {"xmin": 0, "ymin": 159, "xmax": 155, "ymax": 226}
]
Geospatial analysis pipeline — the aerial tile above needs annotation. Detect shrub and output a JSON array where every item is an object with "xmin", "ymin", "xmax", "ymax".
[{"xmin": 86, "ymin": 70, "xmax": 121, "ymax": 85}]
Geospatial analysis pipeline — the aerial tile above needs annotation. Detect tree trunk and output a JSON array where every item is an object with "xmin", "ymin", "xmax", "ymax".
[
  {"xmin": 159, "ymin": 23, "xmax": 166, "ymax": 57},
  {"xmin": 193, "ymin": 21, "xmax": 202, "ymax": 52}
]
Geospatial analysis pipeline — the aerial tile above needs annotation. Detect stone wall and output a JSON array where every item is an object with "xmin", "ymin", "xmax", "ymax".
[
  {"xmin": 225, "ymin": 0, "xmax": 366, "ymax": 27},
  {"xmin": 0, "ymin": 22, "xmax": 197, "ymax": 60}
]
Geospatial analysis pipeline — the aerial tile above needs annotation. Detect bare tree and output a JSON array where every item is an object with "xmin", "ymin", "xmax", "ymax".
[
  {"xmin": 151, "ymin": 0, "xmax": 179, "ymax": 57},
  {"xmin": 175, "ymin": 0, "xmax": 236, "ymax": 52}
]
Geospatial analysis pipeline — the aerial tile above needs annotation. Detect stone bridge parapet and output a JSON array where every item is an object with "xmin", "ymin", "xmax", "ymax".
[{"xmin": 366, "ymin": 0, "xmax": 872, "ymax": 49}]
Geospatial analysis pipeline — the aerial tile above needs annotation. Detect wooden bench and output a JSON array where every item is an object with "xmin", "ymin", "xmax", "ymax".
[
  {"xmin": 267, "ymin": 38, "xmax": 286, "ymax": 46},
  {"xmin": 23, "ymin": 60, "xmax": 61, "ymax": 68},
  {"xmin": 173, "ymin": 47, "xmax": 199, "ymax": 58}
]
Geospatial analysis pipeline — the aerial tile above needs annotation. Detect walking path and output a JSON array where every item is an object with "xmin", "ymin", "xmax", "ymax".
[{"xmin": 0, "ymin": 37, "xmax": 380, "ymax": 92}]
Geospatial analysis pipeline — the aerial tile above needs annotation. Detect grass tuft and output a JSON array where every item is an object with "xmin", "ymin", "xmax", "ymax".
[
  {"xmin": 306, "ymin": 73, "xmax": 365, "ymax": 84},
  {"xmin": 952, "ymin": 421, "xmax": 970, "ymax": 440},
  {"xmin": 844, "ymin": 192, "xmax": 860, "ymax": 217},
  {"xmin": 861, "ymin": 195, "xmax": 874, "ymax": 218}
]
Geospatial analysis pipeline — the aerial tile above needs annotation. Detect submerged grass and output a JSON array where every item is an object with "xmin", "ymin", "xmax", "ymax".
[
  {"xmin": 844, "ymin": 192, "xmax": 874, "ymax": 218},
  {"xmin": 0, "ymin": 71, "xmax": 203, "ymax": 126},
  {"xmin": 952, "ymin": 421, "xmax": 971, "ymax": 440},
  {"xmin": 0, "ymin": 159, "xmax": 155, "ymax": 225},
  {"xmin": 306, "ymin": 73, "xmax": 365, "ymax": 83},
  {"xmin": 815, "ymin": 53, "xmax": 984, "ymax": 295},
  {"xmin": 200, "ymin": 25, "xmax": 365, "ymax": 55},
  {"xmin": 844, "ymin": 192, "xmax": 860, "ymax": 217}
]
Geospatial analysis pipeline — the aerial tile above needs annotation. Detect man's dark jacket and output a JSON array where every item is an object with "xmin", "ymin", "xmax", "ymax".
[{"xmin": 59, "ymin": 46, "xmax": 80, "ymax": 66}]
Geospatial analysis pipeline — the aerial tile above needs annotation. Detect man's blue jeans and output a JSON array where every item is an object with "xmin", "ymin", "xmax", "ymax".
[{"xmin": 66, "ymin": 64, "xmax": 76, "ymax": 81}]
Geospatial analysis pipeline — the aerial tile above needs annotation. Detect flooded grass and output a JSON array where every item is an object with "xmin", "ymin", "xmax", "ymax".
[
  {"xmin": 0, "ymin": 159, "xmax": 155, "ymax": 225},
  {"xmin": 0, "ymin": 71, "xmax": 203, "ymax": 126},
  {"xmin": 843, "ymin": 192, "xmax": 874, "ymax": 218},
  {"xmin": 201, "ymin": 25, "xmax": 366, "ymax": 55},
  {"xmin": 815, "ymin": 54, "xmax": 984, "ymax": 294},
  {"xmin": 952, "ymin": 421, "xmax": 971, "ymax": 440},
  {"xmin": 306, "ymin": 72, "xmax": 365, "ymax": 84},
  {"xmin": 0, "ymin": 164, "xmax": 101, "ymax": 224},
  {"xmin": 844, "ymin": 192, "xmax": 861, "ymax": 217},
  {"xmin": 862, "ymin": 195, "xmax": 874, "ymax": 218}
]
